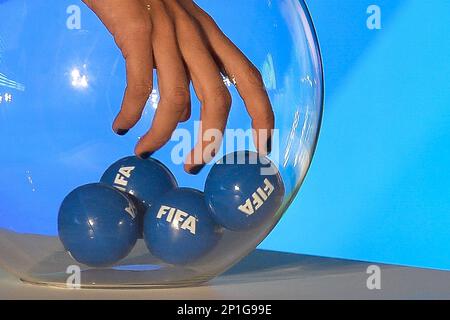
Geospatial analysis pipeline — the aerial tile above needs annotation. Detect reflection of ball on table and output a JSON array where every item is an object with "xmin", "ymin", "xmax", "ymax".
[
  {"xmin": 205, "ymin": 151, "xmax": 285, "ymax": 231},
  {"xmin": 58, "ymin": 183, "xmax": 139, "ymax": 267},
  {"xmin": 100, "ymin": 156, "xmax": 178, "ymax": 237},
  {"xmin": 144, "ymin": 188, "xmax": 223, "ymax": 265}
]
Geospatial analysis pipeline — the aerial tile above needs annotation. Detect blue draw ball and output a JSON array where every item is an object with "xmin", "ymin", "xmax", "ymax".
[
  {"xmin": 144, "ymin": 188, "xmax": 223, "ymax": 265},
  {"xmin": 58, "ymin": 183, "xmax": 139, "ymax": 267},
  {"xmin": 205, "ymin": 151, "xmax": 285, "ymax": 231},
  {"xmin": 100, "ymin": 156, "xmax": 178, "ymax": 237}
]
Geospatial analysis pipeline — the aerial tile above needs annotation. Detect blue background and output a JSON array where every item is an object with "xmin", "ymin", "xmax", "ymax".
[
  {"xmin": 1, "ymin": 0, "xmax": 449, "ymax": 271},
  {"xmin": 262, "ymin": 0, "xmax": 450, "ymax": 270}
]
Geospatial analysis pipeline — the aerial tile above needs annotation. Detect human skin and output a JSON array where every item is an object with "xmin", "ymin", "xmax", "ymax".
[{"xmin": 82, "ymin": 0, "xmax": 274, "ymax": 174}]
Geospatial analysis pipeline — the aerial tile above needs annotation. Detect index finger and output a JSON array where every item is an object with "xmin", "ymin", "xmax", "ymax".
[{"xmin": 82, "ymin": 0, "xmax": 154, "ymax": 134}]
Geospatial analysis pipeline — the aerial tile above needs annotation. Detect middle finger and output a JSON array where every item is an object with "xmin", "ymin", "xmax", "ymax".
[{"xmin": 165, "ymin": 1, "xmax": 232, "ymax": 174}]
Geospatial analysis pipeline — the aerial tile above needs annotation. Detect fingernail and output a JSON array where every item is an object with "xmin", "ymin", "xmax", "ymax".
[
  {"xmin": 138, "ymin": 152, "xmax": 153, "ymax": 160},
  {"xmin": 115, "ymin": 129, "xmax": 129, "ymax": 136},
  {"xmin": 188, "ymin": 164, "xmax": 205, "ymax": 175},
  {"xmin": 265, "ymin": 137, "xmax": 272, "ymax": 155}
]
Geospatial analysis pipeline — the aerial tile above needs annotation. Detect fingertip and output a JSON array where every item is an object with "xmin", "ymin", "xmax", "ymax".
[
  {"xmin": 256, "ymin": 136, "xmax": 272, "ymax": 156},
  {"xmin": 114, "ymin": 128, "xmax": 129, "ymax": 136},
  {"xmin": 112, "ymin": 114, "xmax": 131, "ymax": 136},
  {"xmin": 184, "ymin": 163, "xmax": 206, "ymax": 175},
  {"xmin": 113, "ymin": 104, "xmax": 144, "ymax": 134},
  {"xmin": 184, "ymin": 147, "xmax": 205, "ymax": 175},
  {"xmin": 137, "ymin": 151, "xmax": 154, "ymax": 160},
  {"xmin": 134, "ymin": 141, "xmax": 154, "ymax": 160},
  {"xmin": 252, "ymin": 127, "xmax": 273, "ymax": 156},
  {"xmin": 134, "ymin": 142, "xmax": 149, "ymax": 159},
  {"xmin": 265, "ymin": 136, "xmax": 272, "ymax": 155}
]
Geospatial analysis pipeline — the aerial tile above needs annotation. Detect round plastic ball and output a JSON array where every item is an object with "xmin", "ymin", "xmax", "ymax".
[
  {"xmin": 58, "ymin": 183, "xmax": 139, "ymax": 267},
  {"xmin": 144, "ymin": 188, "xmax": 223, "ymax": 265},
  {"xmin": 100, "ymin": 156, "xmax": 178, "ymax": 236},
  {"xmin": 205, "ymin": 151, "xmax": 285, "ymax": 231}
]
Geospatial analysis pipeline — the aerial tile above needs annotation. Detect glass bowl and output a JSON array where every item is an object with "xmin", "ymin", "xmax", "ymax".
[{"xmin": 0, "ymin": 0, "xmax": 323, "ymax": 288}]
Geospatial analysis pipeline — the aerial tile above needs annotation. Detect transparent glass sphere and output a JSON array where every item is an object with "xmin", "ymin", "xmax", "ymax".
[{"xmin": 0, "ymin": 0, "xmax": 323, "ymax": 288}]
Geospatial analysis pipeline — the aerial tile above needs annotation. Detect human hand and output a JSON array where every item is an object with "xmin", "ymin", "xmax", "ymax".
[{"xmin": 83, "ymin": 0, "xmax": 274, "ymax": 174}]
